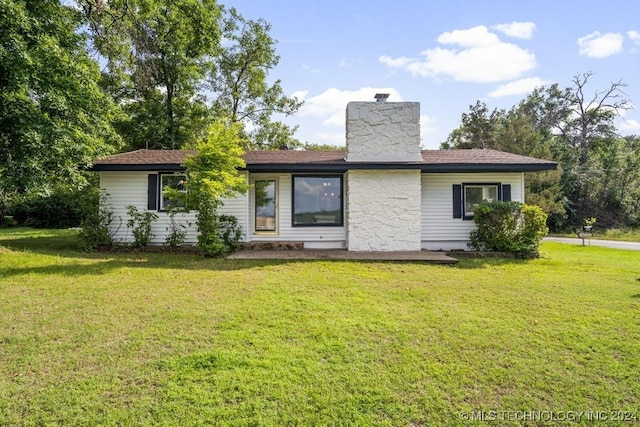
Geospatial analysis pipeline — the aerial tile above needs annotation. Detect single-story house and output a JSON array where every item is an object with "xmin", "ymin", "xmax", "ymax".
[{"xmin": 91, "ymin": 99, "xmax": 557, "ymax": 251}]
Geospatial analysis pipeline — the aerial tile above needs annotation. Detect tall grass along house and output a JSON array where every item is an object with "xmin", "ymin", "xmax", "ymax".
[{"xmin": 91, "ymin": 98, "xmax": 556, "ymax": 251}]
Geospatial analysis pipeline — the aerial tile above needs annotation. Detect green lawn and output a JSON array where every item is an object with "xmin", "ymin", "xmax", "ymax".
[
  {"xmin": 1, "ymin": 229, "xmax": 639, "ymax": 426},
  {"xmin": 551, "ymin": 228, "xmax": 640, "ymax": 242}
]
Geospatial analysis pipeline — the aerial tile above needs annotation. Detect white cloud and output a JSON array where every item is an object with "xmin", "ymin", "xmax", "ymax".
[
  {"xmin": 380, "ymin": 25, "xmax": 536, "ymax": 83},
  {"xmin": 488, "ymin": 77, "xmax": 549, "ymax": 98},
  {"xmin": 577, "ymin": 31, "xmax": 624, "ymax": 58},
  {"xmin": 298, "ymin": 87, "xmax": 403, "ymax": 126},
  {"xmin": 420, "ymin": 115, "xmax": 437, "ymax": 135},
  {"xmin": 492, "ymin": 22, "xmax": 536, "ymax": 39},
  {"xmin": 437, "ymin": 25, "xmax": 501, "ymax": 47},
  {"xmin": 291, "ymin": 90, "xmax": 308, "ymax": 101},
  {"xmin": 628, "ymin": 30, "xmax": 640, "ymax": 45},
  {"xmin": 300, "ymin": 64, "xmax": 325, "ymax": 74},
  {"xmin": 379, "ymin": 55, "xmax": 414, "ymax": 67},
  {"xmin": 618, "ymin": 119, "xmax": 640, "ymax": 133},
  {"xmin": 617, "ymin": 104, "xmax": 635, "ymax": 119},
  {"xmin": 420, "ymin": 115, "xmax": 437, "ymax": 148}
]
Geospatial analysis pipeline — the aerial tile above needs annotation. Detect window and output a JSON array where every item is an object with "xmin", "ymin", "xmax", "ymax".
[
  {"xmin": 464, "ymin": 184, "xmax": 498, "ymax": 217},
  {"xmin": 292, "ymin": 175, "xmax": 343, "ymax": 226},
  {"xmin": 255, "ymin": 180, "xmax": 277, "ymax": 232},
  {"xmin": 453, "ymin": 183, "xmax": 510, "ymax": 220},
  {"xmin": 160, "ymin": 173, "xmax": 187, "ymax": 211}
]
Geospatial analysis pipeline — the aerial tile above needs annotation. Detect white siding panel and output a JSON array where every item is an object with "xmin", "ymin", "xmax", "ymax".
[
  {"xmin": 100, "ymin": 171, "xmax": 198, "ymax": 245},
  {"xmin": 421, "ymin": 172, "xmax": 524, "ymax": 250},
  {"xmin": 218, "ymin": 171, "xmax": 249, "ymax": 239},
  {"xmin": 100, "ymin": 171, "xmax": 250, "ymax": 245},
  {"xmin": 100, "ymin": 170, "xmax": 344, "ymax": 247}
]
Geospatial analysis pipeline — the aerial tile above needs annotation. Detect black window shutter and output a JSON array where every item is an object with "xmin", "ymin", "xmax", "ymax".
[
  {"xmin": 453, "ymin": 184, "xmax": 462, "ymax": 218},
  {"xmin": 502, "ymin": 184, "xmax": 511, "ymax": 202},
  {"xmin": 148, "ymin": 174, "xmax": 158, "ymax": 210}
]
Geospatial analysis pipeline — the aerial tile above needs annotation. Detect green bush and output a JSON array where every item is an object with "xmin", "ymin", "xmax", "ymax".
[
  {"xmin": 10, "ymin": 186, "xmax": 95, "ymax": 228},
  {"xmin": 126, "ymin": 205, "xmax": 158, "ymax": 248},
  {"xmin": 470, "ymin": 201, "xmax": 548, "ymax": 258},
  {"xmin": 164, "ymin": 207, "xmax": 189, "ymax": 247},
  {"xmin": 1, "ymin": 216, "xmax": 18, "ymax": 228},
  {"xmin": 195, "ymin": 200, "xmax": 243, "ymax": 257},
  {"xmin": 78, "ymin": 190, "xmax": 120, "ymax": 251},
  {"xmin": 218, "ymin": 214, "xmax": 244, "ymax": 253}
]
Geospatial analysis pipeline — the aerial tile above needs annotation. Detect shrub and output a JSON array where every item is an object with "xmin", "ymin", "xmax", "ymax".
[
  {"xmin": 164, "ymin": 207, "xmax": 189, "ymax": 247},
  {"xmin": 78, "ymin": 190, "xmax": 120, "ymax": 251},
  {"xmin": 195, "ymin": 199, "xmax": 225, "ymax": 257},
  {"xmin": 10, "ymin": 186, "xmax": 95, "ymax": 228},
  {"xmin": 195, "ymin": 200, "xmax": 243, "ymax": 257},
  {"xmin": 1, "ymin": 216, "xmax": 18, "ymax": 228},
  {"xmin": 0, "ymin": 190, "xmax": 12, "ymax": 226},
  {"xmin": 470, "ymin": 201, "xmax": 548, "ymax": 258},
  {"xmin": 126, "ymin": 205, "xmax": 158, "ymax": 248},
  {"xmin": 218, "ymin": 214, "xmax": 244, "ymax": 253}
]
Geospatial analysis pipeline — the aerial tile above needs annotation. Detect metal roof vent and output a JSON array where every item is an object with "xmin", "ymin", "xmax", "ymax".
[{"xmin": 374, "ymin": 93, "xmax": 389, "ymax": 102}]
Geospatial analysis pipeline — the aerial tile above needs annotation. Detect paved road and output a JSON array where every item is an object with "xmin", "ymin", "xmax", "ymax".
[{"xmin": 544, "ymin": 236, "xmax": 640, "ymax": 251}]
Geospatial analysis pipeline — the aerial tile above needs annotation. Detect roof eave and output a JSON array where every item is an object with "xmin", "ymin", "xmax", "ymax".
[
  {"xmin": 242, "ymin": 162, "xmax": 425, "ymax": 173},
  {"xmin": 90, "ymin": 161, "xmax": 557, "ymax": 173},
  {"xmin": 421, "ymin": 163, "xmax": 557, "ymax": 173}
]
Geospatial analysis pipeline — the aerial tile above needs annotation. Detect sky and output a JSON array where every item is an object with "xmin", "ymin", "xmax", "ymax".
[{"xmin": 221, "ymin": 0, "xmax": 640, "ymax": 149}]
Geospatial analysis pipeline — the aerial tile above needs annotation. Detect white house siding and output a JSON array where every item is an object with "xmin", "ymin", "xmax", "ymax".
[
  {"xmin": 248, "ymin": 174, "xmax": 347, "ymax": 249},
  {"xmin": 218, "ymin": 172, "xmax": 249, "ymax": 240},
  {"xmin": 99, "ymin": 171, "xmax": 247, "ymax": 245},
  {"xmin": 421, "ymin": 172, "xmax": 524, "ymax": 251},
  {"xmin": 347, "ymin": 170, "xmax": 422, "ymax": 251}
]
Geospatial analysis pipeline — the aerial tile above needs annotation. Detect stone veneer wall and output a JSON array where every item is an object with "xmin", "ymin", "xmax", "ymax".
[
  {"xmin": 345, "ymin": 101, "xmax": 421, "ymax": 162},
  {"xmin": 346, "ymin": 170, "xmax": 422, "ymax": 251}
]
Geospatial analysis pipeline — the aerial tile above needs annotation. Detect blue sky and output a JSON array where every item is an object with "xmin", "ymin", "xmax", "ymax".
[{"xmin": 223, "ymin": 0, "xmax": 640, "ymax": 149}]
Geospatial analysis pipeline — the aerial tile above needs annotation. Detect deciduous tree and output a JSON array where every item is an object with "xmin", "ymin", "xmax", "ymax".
[
  {"xmin": 80, "ymin": 0, "xmax": 222, "ymax": 149},
  {"xmin": 0, "ymin": 0, "xmax": 121, "ymax": 192},
  {"xmin": 183, "ymin": 121, "xmax": 248, "ymax": 256},
  {"xmin": 442, "ymin": 101, "xmax": 564, "ymax": 221},
  {"xmin": 80, "ymin": 1, "xmax": 302, "ymax": 150},
  {"xmin": 521, "ymin": 72, "xmax": 632, "ymax": 225},
  {"xmin": 208, "ymin": 8, "xmax": 303, "ymax": 150}
]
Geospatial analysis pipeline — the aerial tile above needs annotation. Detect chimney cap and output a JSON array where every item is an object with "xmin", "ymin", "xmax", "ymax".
[{"xmin": 374, "ymin": 93, "xmax": 389, "ymax": 102}]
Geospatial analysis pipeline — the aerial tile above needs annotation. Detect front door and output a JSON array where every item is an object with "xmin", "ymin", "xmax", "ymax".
[{"xmin": 254, "ymin": 179, "xmax": 277, "ymax": 232}]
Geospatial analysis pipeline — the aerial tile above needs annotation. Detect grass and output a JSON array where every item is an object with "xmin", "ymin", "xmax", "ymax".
[
  {"xmin": 551, "ymin": 227, "xmax": 640, "ymax": 242},
  {"xmin": 1, "ymin": 228, "xmax": 639, "ymax": 426},
  {"xmin": 593, "ymin": 228, "xmax": 640, "ymax": 242}
]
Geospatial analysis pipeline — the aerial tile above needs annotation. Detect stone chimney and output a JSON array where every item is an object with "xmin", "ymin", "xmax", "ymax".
[
  {"xmin": 344, "ymin": 97, "xmax": 423, "ymax": 252},
  {"xmin": 345, "ymin": 98, "xmax": 421, "ymax": 162}
]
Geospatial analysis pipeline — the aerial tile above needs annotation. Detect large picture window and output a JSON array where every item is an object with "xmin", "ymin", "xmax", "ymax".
[
  {"xmin": 292, "ymin": 175, "xmax": 343, "ymax": 226},
  {"xmin": 160, "ymin": 173, "xmax": 187, "ymax": 211}
]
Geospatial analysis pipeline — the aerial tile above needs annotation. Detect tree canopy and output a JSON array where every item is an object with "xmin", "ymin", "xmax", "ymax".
[
  {"xmin": 79, "ymin": 0, "xmax": 302, "ymax": 150},
  {"xmin": 0, "ymin": 0, "xmax": 304, "ymax": 196},
  {"xmin": 443, "ymin": 72, "xmax": 638, "ymax": 229},
  {"xmin": 0, "ymin": 0, "xmax": 122, "ymax": 192},
  {"xmin": 210, "ymin": 8, "xmax": 303, "ymax": 149}
]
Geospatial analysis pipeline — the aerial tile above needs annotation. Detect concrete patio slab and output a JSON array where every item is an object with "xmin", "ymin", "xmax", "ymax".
[{"xmin": 228, "ymin": 249, "xmax": 458, "ymax": 264}]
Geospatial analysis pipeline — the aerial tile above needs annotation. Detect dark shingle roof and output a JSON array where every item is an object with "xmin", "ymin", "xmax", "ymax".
[
  {"xmin": 91, "ymin": 149, "xmax": 556, "ymax": 172},
  {"xmin": 92, "ymin": 149, "xmax": 198, "ymax": 165}
]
